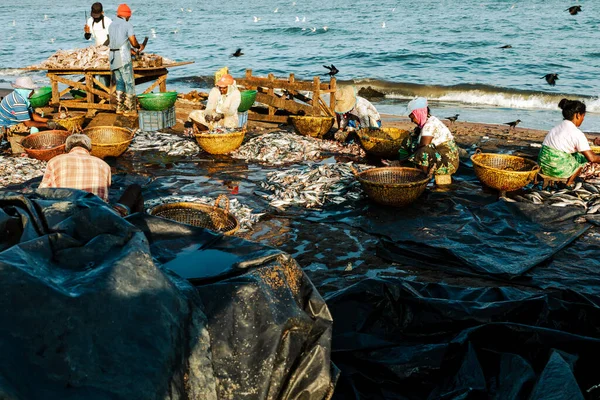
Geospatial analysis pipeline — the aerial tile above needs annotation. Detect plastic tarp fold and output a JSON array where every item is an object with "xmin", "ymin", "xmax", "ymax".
[{"xmin": 0, "ymin": 189, "xmax": 336, "ymax": 400}]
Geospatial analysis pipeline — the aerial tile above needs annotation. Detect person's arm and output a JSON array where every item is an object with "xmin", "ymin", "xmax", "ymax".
[
  {"xmin": 205, "ymin": 88, "xmax": 219, "ymax": 112},
  {"xmin": 128, "ymin": 35, "xmax": 145, "ymax": 53},
  {"xmin": 581, "ymin": 150, "xmax": 600, "ymax": 163}
]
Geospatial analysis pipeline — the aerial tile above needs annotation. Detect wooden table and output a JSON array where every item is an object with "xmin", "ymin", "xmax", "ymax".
[{"xmin": 27, "ymin": 61, "xmax": 193, "ymax": 116}]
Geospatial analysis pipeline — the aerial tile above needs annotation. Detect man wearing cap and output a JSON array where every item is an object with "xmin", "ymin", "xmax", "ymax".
[
  {"xmin": 188, "ymin": 74, "xmax": 241, "ymax": 130},
  {"xmin": 108, "ymin": 4, "xmax": 145, "ymax": 116},
  {"xmin": 0, "ymin": 77, "xmax": 60, "ymax": 141},
  {"xmin": 84, "ymin": 3, "xmax": 112, "ymax": 46},
  {"xmin": 334, "ymin": 86, "xmax": 381, "ymax": 142},
  {"xmin": 39, "ymin": 134, "xmax": 144, "ymax": 216}
]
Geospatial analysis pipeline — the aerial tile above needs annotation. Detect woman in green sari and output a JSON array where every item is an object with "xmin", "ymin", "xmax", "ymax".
[{"xmin": 538, "ymin": 98, "xmax": 600, "ymax": 184}]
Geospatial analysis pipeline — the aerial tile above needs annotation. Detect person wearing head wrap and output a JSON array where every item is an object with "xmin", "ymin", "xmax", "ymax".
[
  {"xmin": 0, "ymin": 77, "xmax": 62, "ymax": 150},
  {"xmin": 400, "ymin": 97, "xmax": 459, "ymax": 176},
  {"xmin": 84, "ymin": 2, "xmax": 112, "ymax": 46},
  {"xmin": 188, "ymin": 73, "xmax": 241, "ymax": 130},
  {"xmin": 334, "ymin": 86, "xmax": 381, "ymax": 142},
  {"xmin": 108, "ymin": 3, "xmax": 145, "ymax": 116},
  {"xmin": 39, "ymin": 134, "xmax": 144, "ymax": 216}
]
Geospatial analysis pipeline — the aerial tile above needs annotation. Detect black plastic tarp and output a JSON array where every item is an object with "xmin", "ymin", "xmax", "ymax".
[{"xmin": 0, "ymin": 189, "xmax": 335, "ymax": 399}]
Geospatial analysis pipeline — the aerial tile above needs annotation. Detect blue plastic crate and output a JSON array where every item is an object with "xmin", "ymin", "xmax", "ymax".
[{"xmin": 138, "ymin": 106, "xmax": 176, "ymax": 131}]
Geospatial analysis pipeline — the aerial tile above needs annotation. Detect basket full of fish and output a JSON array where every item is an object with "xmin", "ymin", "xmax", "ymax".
[
  {"xmin": 357, "ymin": 127, "xmax": 411, "ymax": 158},
  {"xmin": 471, "ymin": 149, "xmax": 539, "ymax": 192},
  {"xmin": 195, "ymin": 128, "xmax": 246, "ymax": 155}
]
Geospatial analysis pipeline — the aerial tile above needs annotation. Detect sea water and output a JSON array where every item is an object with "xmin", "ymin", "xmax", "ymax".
[{"xmin": 1, "ymin": 0, "xmax": 599, "ymax": 132}]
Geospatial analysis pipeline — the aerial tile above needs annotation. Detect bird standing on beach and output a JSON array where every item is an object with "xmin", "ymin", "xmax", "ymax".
[
  {"xmin": 446, "ymin": 114, "xmax": 459, "ymax": 124},
  {"xmin": 231, "ymin": 48, "xmax": 244, "ymax": 57},
  {"xmin": 542, "ymin": 73, "xmax": 559, "ymax": 86},
  {"xmin": 566, "ymin": 6, "xmax": 582, "ymax": 15},
  {"xmin": 505, "ymin": 119, "xmax": 521, "ymax": 130},
  {"xmin": 323, "ymin": 64, "xmax": 339, "ymax": 76}
]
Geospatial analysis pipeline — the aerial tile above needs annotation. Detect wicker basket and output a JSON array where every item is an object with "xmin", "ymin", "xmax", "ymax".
[
  {"xmin": 52, "ymin": 105, "xmax": 86, "ymax": 132},
  {"xmin": 21, "ymin": 130, "xmax": 71, "ymax": 161},
  {"xmin": 471, "ymin": 150, "xmax": 539, "ymax": 192},
  {"xmin": 289, "ymin": 116, "xmax": 335, "ymax": 139},
  {"xmin": 357, "ymin": 127, "xmax": 411, "ymax": 158},
  {"xmin": 149, "ymin": 195, "xmax": 239, "ymax": 235},
  {"xmin": 354, "ymin": 167, "xmax": 430, "ymax": 207},
  {"xmin": 195, "ymin": 129, "xmax": 246, "ymax": 155},
  {"xmin": 82, "ymin": 126, "xmax": 134, "ymax": 159}
]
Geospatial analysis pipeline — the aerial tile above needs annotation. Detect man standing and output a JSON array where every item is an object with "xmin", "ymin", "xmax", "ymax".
[
  {"xmin": 39, "ymin": 134, "xmax": 144, "ymax": 216},
  {"xmin": 84, "ymin": 2, "xmax": 112, "ymax": 46},
  {"xmin": 108, "ymin": 4, "xmax": 145, "ymax": 116}
]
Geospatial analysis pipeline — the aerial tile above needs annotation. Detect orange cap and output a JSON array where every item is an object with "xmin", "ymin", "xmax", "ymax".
[
  {"xmin": 216, "ymin": 74, "xmax": 234, "ymax": 87},
  {"xmin": 117, "ymin": 4, "xmax": 131, "ymax": 17}
]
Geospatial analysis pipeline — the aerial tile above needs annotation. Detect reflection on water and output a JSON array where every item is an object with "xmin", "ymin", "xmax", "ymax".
[{"xmin": 163, "ymin": 245, "xmax": 240, "ymax": 280}]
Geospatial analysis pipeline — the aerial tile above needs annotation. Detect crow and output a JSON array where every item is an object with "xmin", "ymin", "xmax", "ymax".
[
  {"xmin": 231, "ymin": 48, "xmax": 244, "ymax": 57},
  {"xmin": 499, "ymin": 45, "xmax": 512, "ymax": 49},
  {"xmin": 542, "ymin": 73, "xmax": 559, "ymax": 86},
  {"xmin": 566, "ymin": 5, "xmax": 582, "ymax": 15},
  {"xmin": 323, "ymin": 64, "xmax": 339, "ymax": 76},
  {"xmin": 446, "ymin": 114, "xmax": 459, "ymax": 124},
  {"xmin": 505, "ymin": 119, "xmax": 521, "ymax": 129}
]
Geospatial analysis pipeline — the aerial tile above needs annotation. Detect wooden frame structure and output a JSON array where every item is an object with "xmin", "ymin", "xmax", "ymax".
[
  {"xmin": 236, "ymin": 69, "xmax": 337, "ymax": 124},
  {"xmin": 28, "ymin": 61, "xmax": 193, "ymax": 117}
]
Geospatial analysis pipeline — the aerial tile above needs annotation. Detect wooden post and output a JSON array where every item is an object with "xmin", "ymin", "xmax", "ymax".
[
  {"xmin": 267, "ymin": 73, "xmax": 275, "ymax": 116},
  {"xmin": 312, "ymin": 77, "xmax": 320, "ymax": 116},
  {"xmin": 330, "ymin": 77, "xmax": 336, "ymax": 115},
  {"xmin": 159, "ymin": 72, "xmax": 167, "ymax": 92},
  {"xmin": 49, "ymin": 73, "xmax": 59, "ymax": 106}
]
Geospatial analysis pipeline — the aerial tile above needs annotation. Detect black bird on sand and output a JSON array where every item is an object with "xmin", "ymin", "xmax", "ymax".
[
  {"xmin": 446, "ymin": 114, "xmax": 459, "ymax": 123},
  {"xmin": 505, "ymin": 119, "xmax": 522, "ymax": 130},
  {"xmin": 499, "ymin": 45, "xmax": 512, "ymax": 49},
  {"xmin": 323, "ymin": 64, "xmax": 339, "ymax": 76},
  {"xmin": 231, "ymin": 48, "xmax": 244, "ymax": 57},
  {"xmin": 542, "ymin": 73, "xmax": 559, "ymax": 86},
  {"xmin": 566, "ymin": 5, "xmax": 582, "ymax": 15}
]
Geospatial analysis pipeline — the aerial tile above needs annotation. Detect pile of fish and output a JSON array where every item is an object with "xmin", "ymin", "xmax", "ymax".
[
  {"xmin": 0, "ymin": 156, "xmax": 46, "ymax": 186},
  {"xmin": 129, "ymin": 131, "xmax": 199, "ymax": 157},
  {"xmin": 509, "ymin": 181, "xmax": 600, "ymax": 214},
  {"xmin": 231, "ymin": 131, "xmax": 365, "ymax": 165},
  {"xmin": 258, "ymin": 162, "xmax": 373, "ymax": 209},
  {"xmin": 145, "ymin": 195, "xmax": 264, "ymax": 232}
]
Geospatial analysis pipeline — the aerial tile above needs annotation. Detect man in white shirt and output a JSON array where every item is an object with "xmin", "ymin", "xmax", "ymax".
[{"xmin": 84, "ymin": 2, "xmax": 112, "ymax": 46}]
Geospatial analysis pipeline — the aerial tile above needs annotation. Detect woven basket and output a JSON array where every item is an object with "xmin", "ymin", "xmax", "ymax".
[
  {"xmin": 21, "ymin": 130, "xmax": 70, "ymax": 161},
  {"xmin": 149, "ymin": 195, "xmax": 239, "ymax": 235},
  {"xmin": 289, "ymin": 116, "xmax": 335, "ymax": 139},
  {"xmin": 82, "ymin": 126, "xmax": 134, "ymax": 159},
  {"xmin": 52, "ymin": 105, "xmax": 86, "ymax": 132},
  {"xmin": 357, "ymin": 127, "xmax": 411, "ymax": 158},
  {"xmin": 471, "ymin": 150, "xmax": 539, "ymax": 192},
  {"xmin": 195, "ymin": 129, "xmax": 246, "ymax": 155},
  {"xmin": 591, "ymin": 145, "xmax": 600, "ymax": 154},
  {"xmin": 354, "ymin": 167, "xmax": 430, "ymax": 207}
]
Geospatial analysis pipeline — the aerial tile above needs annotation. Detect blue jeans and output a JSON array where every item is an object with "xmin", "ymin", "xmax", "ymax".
[{"xmin": 113, "ymin": 62, "xmax": 135, "ymax": 95}]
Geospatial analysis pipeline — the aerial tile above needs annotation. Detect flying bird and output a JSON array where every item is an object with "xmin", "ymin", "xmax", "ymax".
[
  {"xmin": 499, "ymin": 44, "xmax": 512, "ymax": 49},
  {"xmin": 505, "ymin": 119, "xmax": 521, "ymax": 129},
  {"xmin": 323, "ymin": 64, "xmax": 339, "ymax": 76},
  {"xmin": 566, "ymin": 6, "xmax": 582, "ymax": 15},
  {"xmin": 446, "ymin": 114, "xmax": 459, "ymax": 124},
  {"xmin": 310, "ymin": 27, "xmax": 316, "ymax": 32},
  {"xmin": 253, "ymin": 16, "xmax": 261, "ymax": 22},
  {"xmin": 381, "ymin": 22, "xmax": 386, "ymax": 28},
  {"xmin": 295, "ymin": 16, "xmax": 300, "ymax": 22},
  {"xmin": 542, "ymin": 73, "xmax": 559, "ymax": 86},
  {"xmin": 274, "ymin": 7, "xmax": 278, "ymax": 12},
  {"xmin": 231, "ymin": 48, "xmax": 244, "ymax": 57}
]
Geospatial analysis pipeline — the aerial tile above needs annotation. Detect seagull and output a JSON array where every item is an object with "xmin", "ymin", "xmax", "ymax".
[
  {"xmin": 171, "ymin": 28, "xmax": 179, "ymax": 34},
  {"xmin": 295, "ymin": 16, "xmax": 300, "ymax": 22},
  {"xmin": 542, "ymin": 73, "xmax": 559, "ymax": 86},
  {"xmin": 446, "ymin": 114, "xmax": 459, "ymax": 123},
  {"xmin": 274, "ymin": 7, "xmax": 278, "ymax": 12},
  {"xmin": 44, "ymin": 14, "xmax": 48, "ymax": 20},
  {"xmin": 12, "ymin": 20, "xmax": 16, "ymax": 26},
  {"xmin": 302, "ymin": 16, "xmax": 306, "ymax": 22},
  {"xmin": 151, "ymin": 28, "xmax": 157, "ymax": 38},
  {"xmin": 323, "ymin": 64, "xmax": 339, "ymax": 76},
  {"xmin": 253, "ymin": 16, "xmax": 261, "ymax": 22},
  {"xmin": 50, "ymin": 38, "xmax": 55, "ymax": 43},
  {"xmin": 187, "ymin": 8, "xmax": 192, "ymax": 12},
  {"xmin": 180, "ymin": 7, "xmax": 184, "ymax": 11},
  {"xmin": 566, "ymin": 5, "xmax": 582, "ymax": 15},
  {"xmin": 323, "ymin": 26, "xmax": 328, "ymax": 31},
  {"xmin": 381, "ymin": 22, "xmax": 386, "ymax": 28},
  {"xmin": 499, "ymin": 44, "xmax": 512, "ymax": 49},
  {"xmin": 392, "ymin": 7, "xmax": 396, "ymax": 12},
  {"xmin": 231, "ymin": 48, "xmax": 244, "ymax": 57},
  {"xmin": 310, "ymin": 27, "xmax": 316, "ymax": 32},
  {"xmin": 292, "ymin": 1, "xmax": 296, "ymax": 5},
  {"xmin": 505, "ymin": 119, "xmax": 521, "ymax": 129}
]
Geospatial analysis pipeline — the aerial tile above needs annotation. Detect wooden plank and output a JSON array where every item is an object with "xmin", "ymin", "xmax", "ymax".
[
  {"xmin": 312, "ymin": 77, "xmax": 320, "ymax": 116},
  {"xmin": 51, "ymin": 74, "xmax": 110, "ymax": 100},
  {"xmin": 86, "ymin": 73, "xmax": 94, "ymax": 105},
  {"xmin": 319, "ymin": 96, "xmax": 335, "ymax": 117},
  {"xmin": 143, "ymin": 75, "xmax": 167, "ymax": 94},
  {"xmin": 255, "ymin": 92, "xmax": 313, "ymax": 114},
  {"xmin": 92, "ymin": 76, "xmax": 110, "ymax": 94},
  {"xmin": 248, "ymin": 112, "xmax": 288, "ymax": 124},
  {"xmin": 330, "ymin": 78, "xmax": 336, "ymax": 115},
  {"xmin": 237, "ymin": 77, "xmax": 319, "ymax": 92},
  {"xmin": 59, "ymin": 100, "xmax": 115, "ymax": 110},
  {"xmin": 25, "ymin": 60, "xmax": 194, "ymax": 73},
  {"xmin": 49, "ymin": 74, "xmax": 60, "ymax": 105}
]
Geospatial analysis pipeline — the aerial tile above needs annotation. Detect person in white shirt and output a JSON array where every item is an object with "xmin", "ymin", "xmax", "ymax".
[
  {"xmin": 84, "ymin": 2, "xmax": 112, "ymax": 46},
  {"xmin": 398, "ymin": 97, "xmax": 459, "ymax": 176},
  {"xmin": 538, "ymin": 98, "xmax": 600, "ymax": 184},
  {"xmin": 189, "ymin": 74, "xmax": 241, "ymax": 130},
  {"xmin": 334, "ymin": 86, "xmax": 381, "ymax": 142}
]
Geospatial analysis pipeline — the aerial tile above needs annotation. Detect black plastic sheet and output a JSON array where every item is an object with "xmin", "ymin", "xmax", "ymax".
[{"xmin": 0, "ymin": 189, "xmax": 335, "ymax": 399}]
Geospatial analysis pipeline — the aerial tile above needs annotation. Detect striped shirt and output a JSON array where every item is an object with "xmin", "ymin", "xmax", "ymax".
[
  {"xmin": 0, "ymin": 91, "xmax": 31, "ymax": 128},
  {"xmin": 39, "ymin": 147, "xmax": 111, "ymax": 202}
]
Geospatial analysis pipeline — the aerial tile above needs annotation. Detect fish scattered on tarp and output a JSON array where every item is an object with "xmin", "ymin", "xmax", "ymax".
[
  {"xmin": 145, "ymin": 195, "xmax": 264, "ymax": 232},
  {"xmin": 510, "ymin": 181, "xmax": 600, "ymax": 213},
  {"xmin": 129, "ymin": 131, "xmax": 199, "ymax": 157},
  {"xmin": 257, "ymin": 162, "xmax": 373, "ymax": 209},
  {"xmin": 231, "ymin": 131, "xmax": 365, "ymax": 165},
  {"xmin": 0, "ymin": 156, "xmax": 46, "ymax": 186}
]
